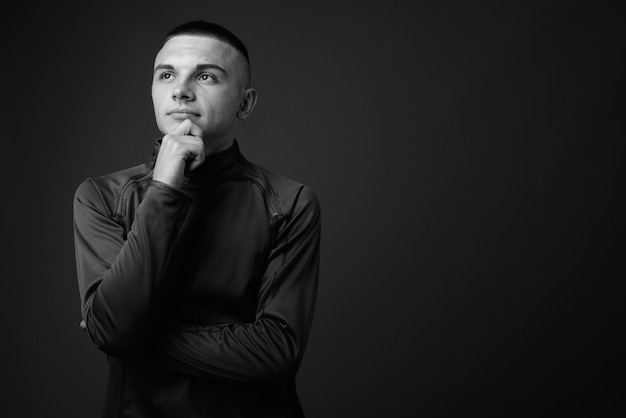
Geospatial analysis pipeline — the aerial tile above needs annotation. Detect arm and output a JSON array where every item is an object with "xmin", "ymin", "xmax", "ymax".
[
  {"xmin": 153, "ymin": 186, "xmax": 321, "ymax": 383},
  {"xmin": 74, "ymin": 179, "xmax": 191, "ymax": 356},
  {"xmin": 74, "ymin": 119, "xmax": 204, "ymax": 356}
]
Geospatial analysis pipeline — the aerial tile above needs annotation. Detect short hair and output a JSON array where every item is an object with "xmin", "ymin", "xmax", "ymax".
[{"xmin": 164, "ymin": 21, "xmax": 251, "ymax": 87}]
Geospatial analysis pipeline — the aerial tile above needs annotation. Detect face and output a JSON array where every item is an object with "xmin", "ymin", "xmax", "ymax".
[{"xmin": 152, "ymin": 35, "xmax": 250, "ymax": 145}]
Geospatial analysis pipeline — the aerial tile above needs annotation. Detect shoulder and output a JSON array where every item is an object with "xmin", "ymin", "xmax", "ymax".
[
  {"xmin": 74, "ymin": 163, "xmax": 152, "ymax": 218},
  {"xmin": 250, "ymin": 162, "xmax": 321, "ymax": 219}
]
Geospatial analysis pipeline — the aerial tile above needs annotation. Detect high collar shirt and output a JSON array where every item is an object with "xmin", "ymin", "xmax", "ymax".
[{"xmin": 73, "ymin": 140, "xmax": 321, "ymax": 417}]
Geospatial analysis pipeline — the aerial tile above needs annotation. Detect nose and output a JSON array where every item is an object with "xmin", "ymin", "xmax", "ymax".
[{"xmin": 172, "ymin": 80, "xmax": 195, "ymax": 101}]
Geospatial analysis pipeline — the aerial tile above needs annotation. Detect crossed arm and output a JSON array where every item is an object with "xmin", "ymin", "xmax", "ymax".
[{"xmin": 73, "ymin": 174, "xmax": 320, "ymax": 383}]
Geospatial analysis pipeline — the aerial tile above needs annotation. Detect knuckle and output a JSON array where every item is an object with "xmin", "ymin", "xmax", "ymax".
[{"xmin": 163, "ymin": 135, "xmax": 182, "ymax": 147}]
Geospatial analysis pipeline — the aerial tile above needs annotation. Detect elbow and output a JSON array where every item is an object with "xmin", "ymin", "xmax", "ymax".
[
  {"xmin": 254, "ymin": 321, "xmax": 301, "ymax": 382},
  {"xmin": 92, "ymin": 332, "xmax": 140, "ymax": 358},
  {"xmin": 83, "ymin": 311, "xmax": 143, "ymax": 357},
  {"xmin": 82, "ymin": 292, "xmax": 151, "ymax": 357},
  {"xmin": 261, "ymin": 347, "xmax": 298, "ymax": 382}
]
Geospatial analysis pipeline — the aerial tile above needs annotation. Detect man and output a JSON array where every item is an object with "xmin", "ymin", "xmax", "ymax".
[{"xmin": 73, "ymin": 21, "xmax": 320, "ymax": 417}]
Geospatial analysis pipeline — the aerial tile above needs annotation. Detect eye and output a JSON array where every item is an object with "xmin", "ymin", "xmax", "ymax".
[
  {"xmin": 158, "ymin": 72, "xmax": 173, "ymax": 80},
  {"xmin": 198, "ymin": 73, "xmax": 217, "ymax": 82}
]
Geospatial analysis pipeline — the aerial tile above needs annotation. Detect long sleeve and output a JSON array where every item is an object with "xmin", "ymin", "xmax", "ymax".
[
  {"xmin": 73, "ymin": 178, "xmax": 191, "ymax": 356},
  {"xmin": 153, "ymin": 186, "xmax": 321, "ymax": 383}
]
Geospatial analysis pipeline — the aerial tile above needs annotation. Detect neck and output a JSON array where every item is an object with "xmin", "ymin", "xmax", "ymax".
[{"xmin": 203, "ymin": 134, "xmax": 235, "ymax": 157}]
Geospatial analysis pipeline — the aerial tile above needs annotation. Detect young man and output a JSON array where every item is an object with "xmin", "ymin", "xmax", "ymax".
[{"xmin": 73, "ymin": 21, "xmax": 321, "ymax": 417}]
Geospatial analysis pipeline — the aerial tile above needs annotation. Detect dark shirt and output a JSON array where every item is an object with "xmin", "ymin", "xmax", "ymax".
[{"xmin": 73, "ymin": 140, "xmax": 321, "ymax": 417}]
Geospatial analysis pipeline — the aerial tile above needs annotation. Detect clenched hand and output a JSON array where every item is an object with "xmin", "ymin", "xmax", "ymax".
[{"xmin": 152, "ymin": 119, "xmax": 205, "ymax": 189}]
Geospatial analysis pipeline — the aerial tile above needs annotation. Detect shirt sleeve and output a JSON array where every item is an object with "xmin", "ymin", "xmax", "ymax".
[
  {"xmin": 152, "ymin": 186, "xmax": 321, "ymax": 383},
  {"xmin": 73, "ymin": 178, "xmax": 192, "ymax": 356}
]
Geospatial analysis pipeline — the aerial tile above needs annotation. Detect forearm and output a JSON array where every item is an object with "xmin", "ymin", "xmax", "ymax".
[{"xmin": 153, "ymin": 317, "xmax": 300, "ymax": 383}]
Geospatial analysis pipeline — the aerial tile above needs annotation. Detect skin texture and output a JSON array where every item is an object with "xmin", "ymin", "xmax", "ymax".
[{"xmin": 151, "ymin": 35, "xmax": 257, "ymax": 188}]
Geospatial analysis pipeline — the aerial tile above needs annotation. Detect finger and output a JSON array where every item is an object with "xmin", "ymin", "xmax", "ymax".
[
  {"xmin": 186, "ymin": 121, "xmax": 204, "ymax": 139},
  {"xmin": 186, "ymin": 139, "xmax": 205, "ymax": 172},
  {"xmin": 187, "ymin": 152, "xmax": 205, "ymax": 172},
  {"xmin": 170, "ymin": 119, "xmax": 192, "ymax": 135}
]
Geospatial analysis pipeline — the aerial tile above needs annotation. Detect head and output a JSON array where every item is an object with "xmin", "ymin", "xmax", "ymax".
[{"xmin": 151, "ymin": 21, "xmax": 257, "ymax": 149}]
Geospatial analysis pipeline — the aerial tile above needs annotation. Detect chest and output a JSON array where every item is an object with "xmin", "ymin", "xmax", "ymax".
[{"xmin": 153, "ymin": 182, "xmax": 272, "ymax": 323}]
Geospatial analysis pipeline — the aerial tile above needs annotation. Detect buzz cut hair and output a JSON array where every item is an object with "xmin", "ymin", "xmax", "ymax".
[{"xmin": 164, "ymin": 21, "xmax": 251, "ymax": 87}]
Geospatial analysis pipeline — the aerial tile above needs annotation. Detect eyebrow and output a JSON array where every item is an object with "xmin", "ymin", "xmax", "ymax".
[{"xmin": 153, "ymin": 63, "xmax": 228, "ymax": 75}]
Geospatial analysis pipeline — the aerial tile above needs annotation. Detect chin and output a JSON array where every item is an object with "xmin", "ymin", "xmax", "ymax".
[{"xmin": 159, "ymin": 121, "xmax": 180, "ymax": 135}]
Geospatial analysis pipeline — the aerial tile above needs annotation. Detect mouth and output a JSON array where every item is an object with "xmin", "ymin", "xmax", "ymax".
[{"xmin": 167, "ymin": 108, "xmax": 201, "ymax": 116}]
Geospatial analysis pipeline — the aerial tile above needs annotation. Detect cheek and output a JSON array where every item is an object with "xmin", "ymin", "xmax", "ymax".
[
  {"xmin": 205, "ymin": 88, "xmax": 241, "ymax": 111},
  {"xmin": 152, "ymin": 83, "xmax": 172, "ymax": 105},
  {"xmin": 151, "ymin": 90, "xmax": 170, "ymax": 132},
  {"xmin": 217, "ymin": 92, "xmax": 243, "ymax": 116},
  {"xmin": 152, "ymin": 89, "xmax": 163, "ymax": 109}
]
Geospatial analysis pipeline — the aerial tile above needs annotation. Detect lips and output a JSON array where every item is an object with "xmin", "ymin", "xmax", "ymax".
[{"xmin": 167, "ymin": 108, "xmax": 200, "ymax": 116}]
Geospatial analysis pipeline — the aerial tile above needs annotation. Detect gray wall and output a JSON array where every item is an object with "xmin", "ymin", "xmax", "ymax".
[{"xmin": 3, "ymin": 1, "xmax": 623, "ymax": 416}]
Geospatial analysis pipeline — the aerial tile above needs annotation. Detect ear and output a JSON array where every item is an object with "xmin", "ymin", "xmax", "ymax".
[{"xmin": 236, "ymin": 88, "xmax": 258, "ymax": 120}]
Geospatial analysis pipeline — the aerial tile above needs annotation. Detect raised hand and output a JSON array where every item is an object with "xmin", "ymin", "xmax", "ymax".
[{"xmin": 152, "ymin": 119, "xmax": 205, "ymax": 189}]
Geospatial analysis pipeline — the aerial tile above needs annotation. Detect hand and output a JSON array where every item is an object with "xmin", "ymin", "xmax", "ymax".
[{"xmin": 152, "ymin": 119, "xmax": 205, "ymax": 189}]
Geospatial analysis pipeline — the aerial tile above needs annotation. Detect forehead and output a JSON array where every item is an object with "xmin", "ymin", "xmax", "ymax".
[{"xmin": 154, "ymin": 35, "xmax": 235, "ymax": 68}]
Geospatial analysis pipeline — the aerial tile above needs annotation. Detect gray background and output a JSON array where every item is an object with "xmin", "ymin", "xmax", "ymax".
[{"xmin": 2, "ymin": 1, "xmax": 623, "ymax": 416}]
